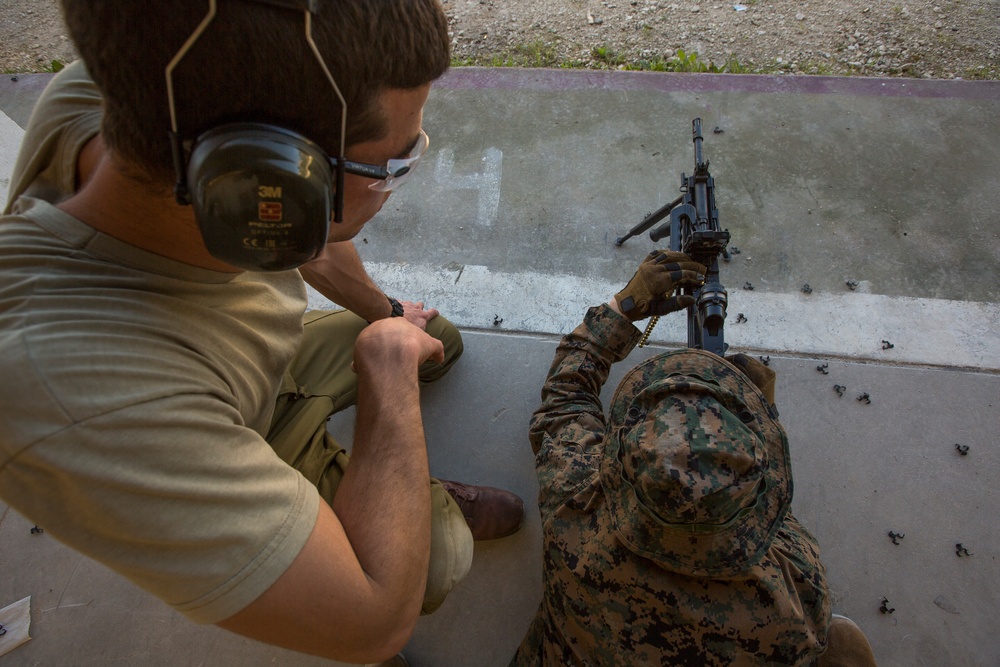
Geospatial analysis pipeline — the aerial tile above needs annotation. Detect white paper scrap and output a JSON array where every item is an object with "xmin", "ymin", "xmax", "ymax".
[{"xmin": 0, "ymin": 596, "xmax": 32, "ymax": 657}]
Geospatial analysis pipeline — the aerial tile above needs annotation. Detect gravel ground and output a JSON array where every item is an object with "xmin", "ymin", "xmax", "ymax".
[{"xmin": 1, "ymin": 0, "xmax": 998, "ymax": 79}]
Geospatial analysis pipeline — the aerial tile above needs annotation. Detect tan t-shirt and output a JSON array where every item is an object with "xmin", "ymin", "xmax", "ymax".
[{"xmin": 0, "ymin": 62, "xmax": 320, "ymax": 624}]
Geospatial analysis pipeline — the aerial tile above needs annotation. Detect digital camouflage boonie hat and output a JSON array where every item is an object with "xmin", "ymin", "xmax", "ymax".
[{"xmin": 600, "ymin": 348, "xmax": 792, "ymax": 578}]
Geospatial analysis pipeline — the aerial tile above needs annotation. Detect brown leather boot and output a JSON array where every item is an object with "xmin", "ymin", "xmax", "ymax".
[
  {"xmin": 439, "ymin": 479, "xmax": 525, "ymax": 540},
  {"xmin": 817, "ymin": 615, "xmax": 878, "ymax": 667}
]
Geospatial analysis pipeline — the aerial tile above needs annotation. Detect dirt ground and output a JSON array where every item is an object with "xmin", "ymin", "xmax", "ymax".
[{"xmin": 1, "ymin": 0, "xmax": 998, "ymax": 79}]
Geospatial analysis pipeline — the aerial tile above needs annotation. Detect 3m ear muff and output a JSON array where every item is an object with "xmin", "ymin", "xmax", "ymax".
[
  {"xmin": 184, "ymin": 123, "xmax": 334, "ymax": 272},
  {"xmin": 165, "ymin": 0, "xmax": 348, "ymax": 272}
]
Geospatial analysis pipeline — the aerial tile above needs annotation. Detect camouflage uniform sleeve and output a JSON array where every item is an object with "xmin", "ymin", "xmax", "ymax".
[{"xmin": 529, "ymin": 304, "xmax": 642, "ymax": 518}]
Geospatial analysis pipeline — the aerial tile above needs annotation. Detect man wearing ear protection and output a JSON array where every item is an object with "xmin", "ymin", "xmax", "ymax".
[
  {"xmin": 510, "ymin": 252, "xmax": 878, "ymax": 665},
  {"xmin": 0, "ymin": 0, "xmax": 523, "ymax": 664}
]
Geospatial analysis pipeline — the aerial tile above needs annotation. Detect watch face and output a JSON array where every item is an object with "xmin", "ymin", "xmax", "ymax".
[{"xmin": 389, "ymin": 297, "xmax": 405, "ymax": 317}]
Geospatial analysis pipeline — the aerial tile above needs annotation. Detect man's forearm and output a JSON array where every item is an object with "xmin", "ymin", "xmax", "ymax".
[
  {"xmin": 335, "ymin": 368, "xmax": 431, "ymax": 583},
  {"xmin": 300, "ymin": 241, "xmax": 392, "ymax": 322},
  {"xmin": 529, "ymin": 304, "xmax": 642, "ymax": 454},
  {"xmin": 331, "ymin": 326, "xmax": 434, "ymax": 632}
]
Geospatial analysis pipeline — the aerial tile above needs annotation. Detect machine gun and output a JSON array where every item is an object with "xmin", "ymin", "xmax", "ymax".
[{"xmin": 615, "ymin": 118, "xmax": 730, "ymax": 355}]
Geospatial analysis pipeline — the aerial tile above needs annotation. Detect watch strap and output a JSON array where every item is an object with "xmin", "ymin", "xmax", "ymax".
[{"xmin": 387, "ymin": 296, "xmax": 405, "ymax": 318}]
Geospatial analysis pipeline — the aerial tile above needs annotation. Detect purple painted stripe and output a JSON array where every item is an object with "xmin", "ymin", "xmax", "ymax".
[
  {"xmin": 0, "ymin": 73, "xmax": 53, "ymax": 91},
  {"xmin": 437, "ymin": 67, "xmax": 1000, "ymax": 101},
  {"xmin": 4, "ymin": 70, "xmax": 996, "ymax": 102}
]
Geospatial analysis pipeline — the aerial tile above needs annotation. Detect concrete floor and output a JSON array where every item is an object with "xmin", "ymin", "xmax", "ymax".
[{"xmin": 1, "ymin": 65, "xmax": 998, "ymax": 666}]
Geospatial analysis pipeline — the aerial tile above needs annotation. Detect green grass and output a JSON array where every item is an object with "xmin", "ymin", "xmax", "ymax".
[
  {"xmin": 625, "ymin": 50, "xmax": 751, "ymax": 74},
  {"xmin": 452, "ymin": 40, "xmax": 560, "ymax": 69},
  {"xmin": 451, "ymin": 43, "xmax": 999, "ymax": 80},
  {"xmin": 455, "ymin": 45, "xmax": 755, "ymax": 74},
  {"xmin": 590, "ymin": 45, "xmax": 627, "ymax": 68},
  {"xmin": 2, "ymin": 59, "xmax": 65, "ymax": 75},
  {"xmin": 963, "ymin": 65, "xmax": 1000, "ymax": 80}
]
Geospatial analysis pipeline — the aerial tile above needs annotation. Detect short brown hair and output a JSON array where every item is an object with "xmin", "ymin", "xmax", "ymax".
[{"xmin": 60, "ymin": 0, "xmax": 450, "ymax": 183}]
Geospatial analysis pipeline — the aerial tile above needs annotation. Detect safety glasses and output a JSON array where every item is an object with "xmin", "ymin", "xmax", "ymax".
[{"xmin": 335, "ymin": 129, "xmax": 429, "ymax": 193}]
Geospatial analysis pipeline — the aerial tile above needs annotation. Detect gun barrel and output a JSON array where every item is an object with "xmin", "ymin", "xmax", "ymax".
[{"xmin": 692, "ymin": 118, "xmax": 704, "ymax": 170}]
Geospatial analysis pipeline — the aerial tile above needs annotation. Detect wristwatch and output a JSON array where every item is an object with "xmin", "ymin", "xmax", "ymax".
[{"xmin": 387, "ymin": 296, "xmax": 405, "ymax": 318}]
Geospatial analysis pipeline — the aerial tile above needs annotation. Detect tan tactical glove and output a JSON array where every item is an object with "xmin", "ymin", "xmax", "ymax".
[
  {"xmin": 726, "ymin": 353, "xmax": 776, "ymax": 407},
  {"xmin": 614, "ymin": 250, "xmax": 706, "ymax": 321}
]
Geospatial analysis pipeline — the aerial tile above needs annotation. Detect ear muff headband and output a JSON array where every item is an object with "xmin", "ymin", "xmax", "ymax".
[{"xmin": 165, "ymin": 0, "xmax": 347, "ymax": 271}]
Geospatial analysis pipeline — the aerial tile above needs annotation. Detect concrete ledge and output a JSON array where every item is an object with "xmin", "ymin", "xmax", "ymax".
[{"xmin": 310, "ymin": 267, "xmax": 1000, "ymax": 371}]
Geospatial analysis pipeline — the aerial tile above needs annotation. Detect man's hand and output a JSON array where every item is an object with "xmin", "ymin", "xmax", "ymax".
[
  {"xmin": 614, "ymin": 250, "xmax": 707, "ymax": 321},
  {"xmin": 399, "ymin": 300, "xmax": 439, "ymax": 331},
  {"xmin": 354, "ymin": 317, "xmax": 445, "ymax": 374}
]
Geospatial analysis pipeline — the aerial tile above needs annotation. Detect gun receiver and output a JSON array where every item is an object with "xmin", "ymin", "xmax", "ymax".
[{"xmin": 615, "ymin": 118, "xmax": 730, "ymax": 356}]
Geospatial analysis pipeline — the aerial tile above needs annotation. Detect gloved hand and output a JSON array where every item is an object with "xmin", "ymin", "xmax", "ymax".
[
  {"xmin": 614, "ymin": 250, "xmax": 706, "ymax": 321},
  {"xmin": 726, "ymin": 353, "xmax": 776, "ymax": 407}
]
